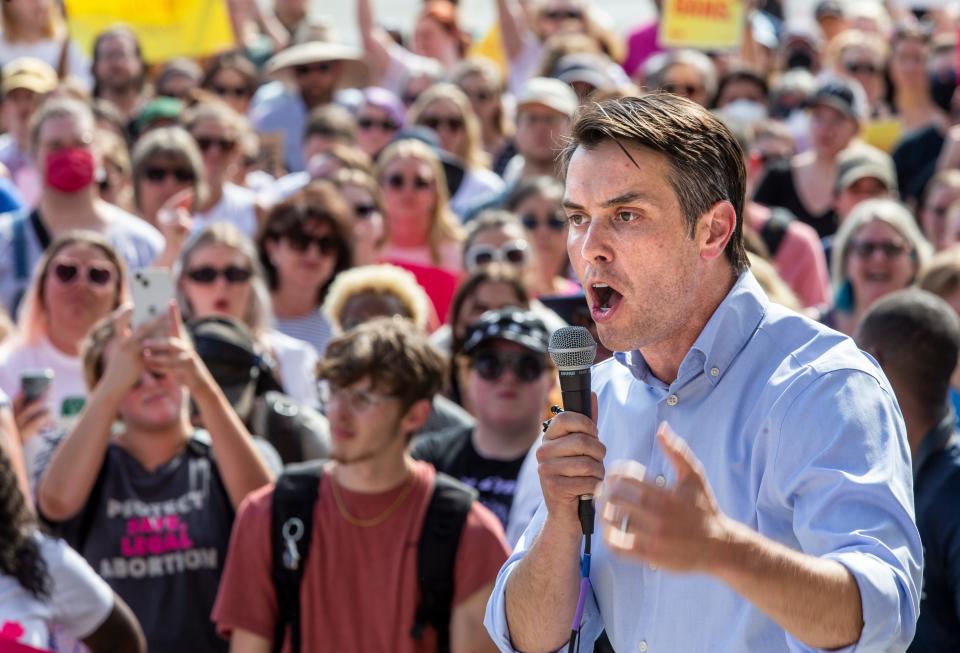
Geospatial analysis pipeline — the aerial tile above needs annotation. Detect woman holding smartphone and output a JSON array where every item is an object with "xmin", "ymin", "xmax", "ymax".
[
  {"xmin": 0, "ymin": 231, "xmax": 128, "ymax": 486},
  {"xmin": 37, "ymin": 302, "xmax": 273, "ymax": 653}
]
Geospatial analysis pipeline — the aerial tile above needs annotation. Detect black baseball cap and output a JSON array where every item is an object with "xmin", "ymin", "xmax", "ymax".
[
  {"xmin": 462, "ymin": 307, "xmax": 549, "ymax": 356},
  {"xmin": 807, "ymin": 78, "xmax": 861, "ymax": 122}
]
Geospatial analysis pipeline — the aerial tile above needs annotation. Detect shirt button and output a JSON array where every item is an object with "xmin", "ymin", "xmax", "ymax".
[
  {"xmin": 710, "ymin": 367, "xmax": 720, "ymax": 377},
  {"xmin": 666, "ymin": 394, "xmax": 678, "ymax": 406},
  {"xmin": 650, "ymin": 564, "xmax": 658, "ymax": 572},
  {"xmin": 655, "ymin": 475, "xmax": 666, "ymax": 487},
  {"xmin": 638, "ymin": 640, "xmax": 648, "ymax": 652}
]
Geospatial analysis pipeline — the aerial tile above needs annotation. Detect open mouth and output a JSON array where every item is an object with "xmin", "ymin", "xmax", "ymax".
[{"xmin": 590, "ymin": 282, "xmax": 624, "ymax": 321}]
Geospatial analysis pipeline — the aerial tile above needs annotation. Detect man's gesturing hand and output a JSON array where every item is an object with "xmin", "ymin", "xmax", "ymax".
[
  {"xmin": 537, "ymin": 393, "xmax": 605, "ymax": 534},
  {"xmin": 599, "ymin": 422, "xmax": 732, "ymax": 573}
]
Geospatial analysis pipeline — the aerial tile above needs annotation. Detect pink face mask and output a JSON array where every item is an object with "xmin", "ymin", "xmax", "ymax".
[{"xmin": 45, "ymin": 147, "xmax": 95, "ymax": 193}]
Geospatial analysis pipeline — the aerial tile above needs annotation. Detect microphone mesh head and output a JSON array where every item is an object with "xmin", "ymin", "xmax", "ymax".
[{"xmin": 549, "ymin": 326, "xmax": 597, "ymax": 370}]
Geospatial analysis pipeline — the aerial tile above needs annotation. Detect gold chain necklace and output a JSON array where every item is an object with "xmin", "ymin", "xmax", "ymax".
[{"xmin": 330, "ymin": 470, "xmax": 416, "ymax": 528}]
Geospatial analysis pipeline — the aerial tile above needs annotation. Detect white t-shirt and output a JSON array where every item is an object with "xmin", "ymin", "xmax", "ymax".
[
  {"xmin": 0, "ymin": 534, "xmax": 113, "ymax": 650},
  {"xmin": 450, "ymin": 168, "xmax": 505, "ymax": 220},
  {"xmin": 265, "ymin": 329, "xmax": 319, "ymax": 408},
  {"xmin": 191, "ymin": 183, "xmax": 258, "ymax": 240},
  {"xmin": 0, "ymin": 337, "xmax": 85, "ymax": 484},
  {"xmin": 0, "ymin": 37, "xmax": 93, "ymax": 91}
]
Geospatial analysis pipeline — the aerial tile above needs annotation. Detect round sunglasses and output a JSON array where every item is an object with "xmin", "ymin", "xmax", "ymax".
[
  {"xmin": 470, "ymin": 350, "xmax": 547, "ymax": 383},
  {"xmin": 465, "ymin": 240, "xmax": 530, "ymax": 272}
]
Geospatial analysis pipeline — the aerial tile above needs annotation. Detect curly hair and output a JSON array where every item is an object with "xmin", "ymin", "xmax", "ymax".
[{"xmin": 0, "ymin": 445, "xmax": 50, "ymax": 599}]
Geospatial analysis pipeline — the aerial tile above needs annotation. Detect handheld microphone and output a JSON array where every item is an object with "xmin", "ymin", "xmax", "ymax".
[{"xmin": 548, "ymin": 326, "xmax": 598, "ymax": 536}]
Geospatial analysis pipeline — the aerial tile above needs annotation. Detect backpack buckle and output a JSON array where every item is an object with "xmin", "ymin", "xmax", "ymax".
[{"xmin": 281, "ymin": 517, "xmax": 305, "ymax": 571}]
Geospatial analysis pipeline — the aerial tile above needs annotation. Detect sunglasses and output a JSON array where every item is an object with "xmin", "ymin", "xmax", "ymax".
[
  {"xmin": 471, "ymin": 350, "xmax": 547, "ymax": 383},
  {"xmin": 357, "ymin": 117, "xmax": 398, "ymax": 131},
  {"xmin": 421, "ymin": 116, "xmax": 465, "ymax": 132},
  {"xmin": 51, "ymin": 261, "xmax": 115, "ymax": 287},
  {"xmin": 195, "ymin": 136, "xmax": 237, "ymax": 153},
  {"xmin": 295, "ymin": 62, "xmax": 335, "ymax": 76},
  {"xmin": 849, "ymin": 240, "xmax": 909, "ymax": 259},
  {"xmin": 354, "ymin": 203, "xmax": 378, "ymax": 218},
  {"xmin": 211, "ymin": 84, "xmax": 249, "ymax": 98},
  {"xmin": 521, "ymin": 212, "xmax": 567, "ymax": 232},
  {"xmin": 385, "ymin": 173, "xmax": 433, "ymax": 191},
  {"xmin": 464, "ymin": 89, "xmax": 494, "ymax": 103},
  {"xmin": 143, "ymin": 166, "xmax": 195, "ymax": 183},
  {"xmin": 287, "ymin": 233, "xmax": 339, "ymax": 255},
  {"xmin": 662, "ymin": 83, "xmax": 702, "ymax": 97},
  {"xmin": 844, "ymin": 61, "xmax": 881, "ymax": 75},
  {"xmin": 542, "ymin": 9, "xmax": 583, "ymax": 20},
  {"xmin": 465, "ymin": 240, "xmax": 529, "ymax": 271},
  {"xmin": 185, "ymin": 265, "xmax": 253, "ymax": 284}
]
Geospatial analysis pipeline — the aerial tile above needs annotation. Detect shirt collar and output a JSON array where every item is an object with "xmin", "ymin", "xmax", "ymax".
[
  {"xmin": 913, "ymin": 407, "xmax": 957, "ymax": 477},
  {"xmin": 615, "ymin": 271, "xmax": 768, "ymax": 388}
]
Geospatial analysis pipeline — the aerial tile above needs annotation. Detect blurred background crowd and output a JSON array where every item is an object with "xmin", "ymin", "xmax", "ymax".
[{"xmin": 0, "ymin": 0, "xmax": 957, "ymax": 651}]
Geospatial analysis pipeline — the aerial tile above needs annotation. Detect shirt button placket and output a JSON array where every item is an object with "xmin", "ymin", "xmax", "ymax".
[{"xmin": 638, "ymin": 640, "xmax": 648, "ymax": 652}]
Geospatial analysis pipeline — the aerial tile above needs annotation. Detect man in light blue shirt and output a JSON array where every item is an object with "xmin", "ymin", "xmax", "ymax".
[{"xmin": 484, "ymin": 95, "xmax": 921, "ymax": 653}]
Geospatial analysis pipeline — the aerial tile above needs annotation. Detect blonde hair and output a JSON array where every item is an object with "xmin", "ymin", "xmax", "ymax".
[
  {"xmin": 175, "ymin": 223, "xmax": 274, "ymax": 335},
  {"xmin": 183, "ymin": 98, "xmax": 246, "ymax": 142},
  {"xmin": 408, "ymin": 83, "xmax": 488, "ymax": 169},
  {"xmin": 824, "ymin": 29, "xmax": 889, "ymax": 74},
  {"xmin": 748, "ymin": 253, "xmax": 800, "ymax": 311},
  {"xmin": 16, "ymin": 231, "xmax": 129, "ymax": 346},
  {"xmin": 919, "ymin": 245, "xmax": 960, "ymax": 300},
  {"xmin": 375, "ymin": 139, "xmax": 464, "ymax": 266},
  {"xmin": 452, "ymin": 58, "xmax": 513, "ymax": 141},
  {"xmin": 322, "ymin": 264, "xmax": 431, "ymax": 333}
]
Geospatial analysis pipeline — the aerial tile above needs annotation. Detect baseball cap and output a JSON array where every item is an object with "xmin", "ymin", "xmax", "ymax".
[
  {"xmin": 135, "ymin": 96, "xmax": 185, "ymax": 135},
  {"xmin": 815, "ymin": 0, "xmax": 844, "ymax": 20},
  {"xmin": 807, "ymin": 78, "xmax": 862, "ymax": 122},
  {"xmin": 834, "ymin": 146, "xmax": 898, "ymax": 194},
  {"xmin": 516, "ymin": 77, "xmax": 579, "ymax": 118},
  {"xmin": 552, "ymin": 54, "xmax": 617, "ymax": 93},
  {"xmin": 188, "ymin": 316, "xmax": 282, "ymax": 420},
  {"xmin": 2, "ymin": 57, "xmax": 57, "ymax": 96},
  {"xmin": 462, "ymin": 307, "xmax": 549, "ymax": 356}
]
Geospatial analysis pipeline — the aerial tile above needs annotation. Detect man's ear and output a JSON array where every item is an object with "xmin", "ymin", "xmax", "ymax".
[
  {"xmin": 400, "ymin": 398, "xmax": 433, "ymax": 436},
  {"xmin": 698, "ymin": 201, "xmax": 737, "ymax": 262}
]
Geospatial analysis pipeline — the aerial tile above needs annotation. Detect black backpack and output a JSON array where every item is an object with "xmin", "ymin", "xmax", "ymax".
[{"xmin": 270, "ymin": 461, "xmax": 476, "ymax": 653}]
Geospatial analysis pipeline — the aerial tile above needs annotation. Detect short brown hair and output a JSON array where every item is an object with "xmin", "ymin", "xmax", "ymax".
[
  {"xmin": 560, "ymin": 95, "xmax": 749, "ymax": 271},
  {"xmin": 317, "ymin": 317, "xmax": 446, "ymax": 409}
]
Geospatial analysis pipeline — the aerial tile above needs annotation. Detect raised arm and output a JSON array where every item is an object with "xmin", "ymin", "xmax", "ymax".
[
  {"xmin": 356, "ymin": 0, "xmax": 392, "ymax": 84},
  {"xmin": 37, "ymin": 308, "xmax": 146, "ymax": 521},
  {"xmin": 495, "ymin": 0, "xmax": 529, "ymax": 62},
  {"xmin": 142, "ymin": 303, "xmax": 272, "ymax": 507}
]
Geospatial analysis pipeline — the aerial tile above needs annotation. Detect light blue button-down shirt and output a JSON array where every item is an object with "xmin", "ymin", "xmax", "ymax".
[{"xmin": 485, "ymin": 271, "xmax": 922, "ymax": 653}]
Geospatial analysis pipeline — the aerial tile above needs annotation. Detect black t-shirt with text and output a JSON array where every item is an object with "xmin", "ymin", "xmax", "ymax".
[
  {"xmin": 43, "ymin": 434, "xmax": 234, "ymax": 653},
  {"xmin": 411, "ymin": 427, "xmax": 526, "ymax": 527}
]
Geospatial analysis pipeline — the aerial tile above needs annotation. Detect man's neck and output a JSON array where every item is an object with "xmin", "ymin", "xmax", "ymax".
[
  {"xmin": 641, "ymin": 266, "xmax": 738, "ymax": 384},
  {"xmin": 39, "ymin": 191, "xmax": 103, "ymax": 235},
  {"xmin": 473, "ymin": 422, "xmax": 540, "ymax": 461},
  {"xmin": 903, "ymin": 398, "xmax": 948, "ymax": 459},
  {"xmin": 100, "ymin": 87, "xmax": 141, "ymax": 121},
  {"xmin": 47, "ymin": 328, "xmax": 84, "ymax": 357},
  {"xmin": 334, "ymin": 451, "xmax": 414, "ymax": 493}
]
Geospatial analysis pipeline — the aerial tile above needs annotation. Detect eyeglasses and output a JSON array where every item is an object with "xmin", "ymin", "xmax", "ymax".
[
  {"xmin": 420, "ymin": 115, "xmax": 465, "ymax": 132},
  {"xmin": 143, "ymin": 166, "xmax": 195, "ymax": 184},
  {"xmin": 465, "ymin": 240, "xmax": 530, "ymax": 271},
  {"xmin": 211, "ymin": 84, "xmax": 249, "ymax": 98},
  {"xmin": 471, "ymin": 350, "xmax": 547, "ymax": 383},
  {"xmin": 357, "ymin": 116, "xmax": 398, "ymax": 131},
  {"xmin": 848, "ymin": 240, "xmax": 909, "ymax": 259},
  {"xmin": 287, "ymin": 233, "xmax": 339, "ymax": 256},
  {"xmin": 295, "ymin": 62, "xmax": 335, "ymax": 76},
  {"xmin": 354, "ymin": 203, "xmax": 378, "ymax": 218},
  {"xmin": 384, "ymin": 173, "xmax": 433, "ymax": 191},
  {"xmin": 662, "ymin": 83, "xmax": 702, "ymax": 98},
  {"xmin": 542, "ymin": 9, "xmax": 583, "ymax": 20},
  {"xmin": 521, "ymin": 212, "xmax": 567, "ymax": 232},
  {"xmin": 195, "ymin": 136, "xmax": 237, "ymax": 154},
  {"xmin": 844, "ymin": 61, "xmax": 881, "ymax": 75},
  {"xmin": 51, "ymin": 260, "xmax": 115, "ymax": 287},
  {"xmin": 326, "ymin": 385, "xmax": 391, "ymax": 413},
  {"xmin": 463, "ymin": 88, "xmax": 494, "ymax": 103},
  {"xmin": 185, "ymin": 265, "xmax": 253, "ymax": 284}
]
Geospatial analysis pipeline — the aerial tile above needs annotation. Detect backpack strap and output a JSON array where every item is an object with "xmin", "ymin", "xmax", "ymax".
[
  {"xmin": 270, "ymin": 460, "xmax": 325, "ymax": 653},
  {"xmin": 759, "ymin": 207, "xmax": 794, "ymax": 259},
  {"xmin": 411, "ymin": 472, "xmax": 477, "ymax": 652}
]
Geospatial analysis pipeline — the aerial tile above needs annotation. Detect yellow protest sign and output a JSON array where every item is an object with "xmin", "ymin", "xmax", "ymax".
[
  {"xmin": 658, "ymin": 0, "xmax": 745, "ymax": 51},
  {"xmin": 65, "ymin": 0, "xmax": 235, "ymax": 63}
]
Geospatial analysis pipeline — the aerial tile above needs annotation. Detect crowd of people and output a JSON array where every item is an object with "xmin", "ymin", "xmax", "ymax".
[{"xmin": 0, "ymin": 0, "xmax": 956, "ymax": 651}]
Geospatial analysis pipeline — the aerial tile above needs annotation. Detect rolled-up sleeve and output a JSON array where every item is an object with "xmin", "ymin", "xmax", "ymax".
[
  {"xmin": 484, "ymin": 505, "xmax": 604, "ymax": 653},
  {"xmin": 770, "ymin": 368, "xmax": 922, "ymax": 652}
]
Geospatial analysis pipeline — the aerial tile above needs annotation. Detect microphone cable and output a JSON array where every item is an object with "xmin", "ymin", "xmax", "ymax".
[{"xmin": 567, "ymin": 497, "xmax": 594, "ymax": 653}]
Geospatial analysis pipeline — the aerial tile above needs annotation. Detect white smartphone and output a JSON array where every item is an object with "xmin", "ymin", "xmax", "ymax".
[{"xmin": 131, "ymin": 268, "xmax": 174, "ymax": 328}]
